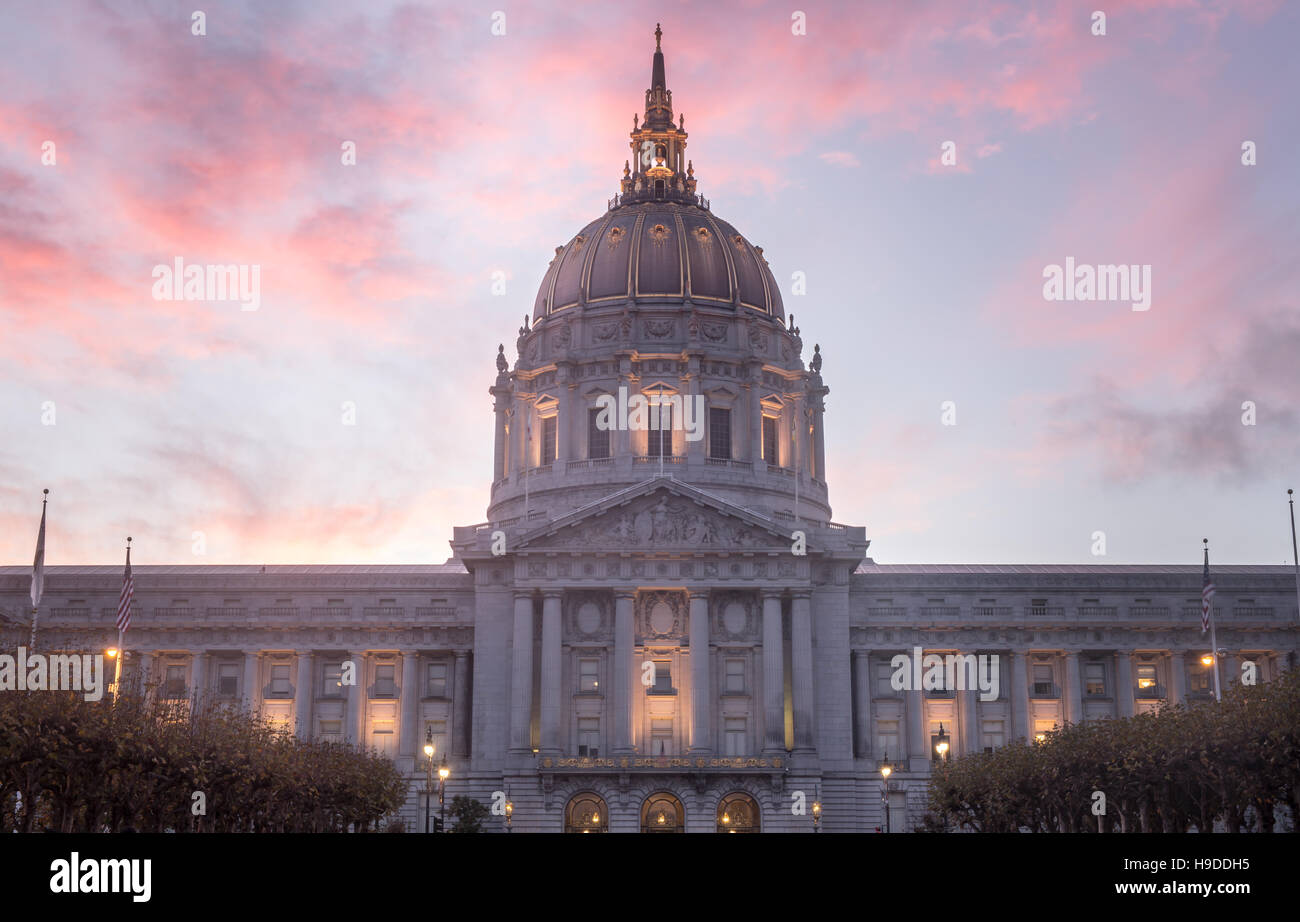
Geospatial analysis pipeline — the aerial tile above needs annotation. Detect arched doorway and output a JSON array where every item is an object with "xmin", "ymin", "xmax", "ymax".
[
  {"xmin": 640, "ymin": 792, "xmax": 685, "ymax": 833},
  {"xmin": 564, "ymin": 792, "xmax": 608, "ymax": 833},
  {"xmin": 716, "ymin": 792, "xmax": 760, "ymax": 833}
]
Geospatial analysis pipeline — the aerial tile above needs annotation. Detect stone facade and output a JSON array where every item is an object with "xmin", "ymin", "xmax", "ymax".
[{"xmin": 2, "ymin": 27, "xmax": 1297, "ymax": 833}]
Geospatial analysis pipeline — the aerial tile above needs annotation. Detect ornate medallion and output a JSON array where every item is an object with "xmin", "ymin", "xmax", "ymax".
[{"xmin": 648, "ymin": 223, "xmax": 671, "ymax": 246}]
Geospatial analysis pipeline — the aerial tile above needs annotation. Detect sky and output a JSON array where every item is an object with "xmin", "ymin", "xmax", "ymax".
[{"xmin": 0, "ymin": 0, "xmax": 1297, "ymax": 566}]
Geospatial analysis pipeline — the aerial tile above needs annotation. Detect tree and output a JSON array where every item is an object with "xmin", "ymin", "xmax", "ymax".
[{"xmin": 449, "ymin": 795, "xmax": 490, "ymax": 833}]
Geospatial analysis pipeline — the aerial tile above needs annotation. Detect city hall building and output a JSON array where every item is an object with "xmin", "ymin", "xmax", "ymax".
[{"xmin": 3, "ymin": 28, "xmax": 1297, "ymax": 833}]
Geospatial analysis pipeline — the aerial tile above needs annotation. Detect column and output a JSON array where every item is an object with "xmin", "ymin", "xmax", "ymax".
[
  {"xmin": 509, "ymin": 593, "xmax": 535, "ymax": 751},
  {"xmin": 557, "ymin": 369, "xmax": 572, "ymax": 463},
  {"xmin": 540, "ymin": 591, "xmax": 562, "ymax": 753},
  {"xmin": 190, "ymin": 651, "xmax": 207, "ymax": 704},
  {"xmin": 811, "ymin": 400, "xmax": 826, "ymax": 483},
  {"xmin": 790, "ymin": 591, "xmax": 815, "ymax": 751},
  {"xmin": 492, "ymin": 385, "xmax": 510, "ymax": 481},
  {"xmin": 453, "ymin": 651, "xmax": 471, "ymax": 757},
  {"xmin": 613, "ymin": 591, "xmax": 635, "ymax": 753},
  {"xmin": 852, "ymin": 651, "xmax": 872, "ymax": 758},
  {"xmin": 399, "ymin": 651, "xmax": 419, "ymax": 755},
  {"xmin": 749, "ymin": 374, "xmax": 763, "ymax": 471},
  {"xmin": 762, "ymin": 592, "xmax": 785, "ymax": 752},
  {"xmin": 242, "ymin": 651, "xmax": 260, "ymax": 717},
  {"xmin": 688, "ymin": 590, "xmax": 711, "ymax": 752},
  {"xmin": 1115, "ymin": 652, "xmax": 1134, "ymax": 718},
  {"xmin": 960, "ymin": 675, "xmax": 980, "ymax": 755},
  {"xmin": 907, "ymin": 684, "xmax": 927, "ymax": 770},
  {"xmin": 1169, "ymin": 652, "xmax": 1186, "ymax": 705},
  {"xmin": 685, "ymin": 357, "xmax": 704, "ymax": 465},
  {"xmin": 294, "ymin": 651, "xmax": 313, "ymax": 740},
  {"xmin": 1012, "ymin": 652, "xmax": 1030, "ymax": 741},
  {"xmin": 346, "ymin": 651, "xmax": 364, "ymax": 745},
  {"xmin": 1064, "ymin": 652, "xmax": 1082, "ymax": 725},
  {"xmin": 135, "ymin": 650, "xmax": 152, "ymax": 695}
]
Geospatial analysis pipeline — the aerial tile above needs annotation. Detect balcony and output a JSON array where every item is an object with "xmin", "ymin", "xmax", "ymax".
[
  {"xmin": 1134, "ymin": 684, "xmax": 1165, "ymax": 700},
  {"xmin": 918, "ymin": 606, "xmax": 960, "ymax": 619},
  {"xmin": 1128, "ymin": 606, "xmax": 1170, "ymax": 619},
  {"xmin": 1026, "ymin": 606, "xmax": 1065, "ymax": 618},
  {"xmin": 867, "ymin": 606, "xmax": 907, "ymax": 618},
  {"xmin": 1030, "ymin": 682, "xmax": 1058, "ymax": 699},
  {"xmin": 1076, "ymin": 606, "xmax": 1117, "ymax": 619},
  {"xmin": 973, "ymin": 606, "xmax": 1012, "ymax": 618}
]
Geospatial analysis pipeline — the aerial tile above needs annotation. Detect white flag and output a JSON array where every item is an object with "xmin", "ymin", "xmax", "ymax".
[{"xmin": 30, "ymin": 498, "xmax": 47, "ymax": 609}]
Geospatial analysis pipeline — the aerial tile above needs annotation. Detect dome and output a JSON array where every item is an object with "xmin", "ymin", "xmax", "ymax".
[{"xmin": 532, "ymin": 202, "xmax": 785, "ymax": 322}]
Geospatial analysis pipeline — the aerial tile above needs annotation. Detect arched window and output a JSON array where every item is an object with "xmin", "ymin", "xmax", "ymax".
[
  {"xmin": 564, "ymin": 792, "xmax": 608, "ymax": 833},
  {"xmin": 640, "ymin": 792, "xmax": 685, "ymax": 833},
  {"xmin": 716, "ymin": 792, "xmax": 760, "ymax": 833}
]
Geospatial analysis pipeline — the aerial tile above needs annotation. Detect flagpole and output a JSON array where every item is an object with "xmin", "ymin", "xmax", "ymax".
[
  {"xmin": 29, "ymin": 488, "xmax": 48, "ymax": 654},
  {"xmin": 1288, "ymin": 489, "xmax": 1299, "ymax": 626},
  {"xmin": 1205, "ymin": 538, "xmax": 1221, "ymax": 702}
]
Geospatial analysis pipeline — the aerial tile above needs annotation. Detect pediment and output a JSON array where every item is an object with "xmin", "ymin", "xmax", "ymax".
[{"xmin": 516, "ymin": 480, "xmax": 795, "ymax": 551}]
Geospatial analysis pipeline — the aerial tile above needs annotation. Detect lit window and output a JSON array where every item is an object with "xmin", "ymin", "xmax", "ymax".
[
  {"xmin": 579, "ymin": 659, "xmax": 599, "ymax": 692},
  {"xmin": 1136, "ymin": 663, "xmax": 1160, "ymax": 697},
  {"xmin": 371, "ymin": 720, "xmax": 397, "ymax": 758},
  {"xmin": 647, "ymin": 404, "xmax": 673, "ymax": 458},
  {"xmin": 651, "ymin": 660, "xmax": 672, "ymax": 694}
]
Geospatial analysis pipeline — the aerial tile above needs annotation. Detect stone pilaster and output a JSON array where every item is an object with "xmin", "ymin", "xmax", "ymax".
[
  {"xmin": 295, "ymin": 651, "xmax": 313, "ymax": 740},
  {"xmin": 453, "ymin": 651, "xmax": 471, "ymax": 757},
  {"xmin": 510, "ymin": 592, "xmax": 535, "ymax": 751},
  {"xmin": 761, "ymin": 591, "xmax": 784, "ymax": 752},
  {"xmin": 688, "ymin": 590, "xmax": 710, "ymax": 752},
  {"xmin": 540, "ymin": 591, "xmax": 563, "ymax": 753},
  {"xmin": 790, "ymin": 591, "xmax": 815, "ymax": 751},
  {"xmin": 613, "ymin": 590, "xmax": 635, "ymax": 753},
  {"xmin": 1115, "ymin": 652, "xmax": 1134, "ymax": 718},
  {"xmin": 852, "ymin": 650, "xmax": 872, "ymax": 758}
]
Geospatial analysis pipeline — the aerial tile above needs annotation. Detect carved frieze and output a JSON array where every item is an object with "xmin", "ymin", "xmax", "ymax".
[
  {"xmin": 531, "ymin": 495, "xmax": 776, "ymax": 549},
  {"xmin": 636, "ymin": 590, "xmax": 687, "ymax": 643},
  {"xmin": 566, "ymin": 591, "xmax": 612, "ymax": 642},
  {"xmin": 711, "ymin": 591, "xmax": 758, "ymax": 642}
]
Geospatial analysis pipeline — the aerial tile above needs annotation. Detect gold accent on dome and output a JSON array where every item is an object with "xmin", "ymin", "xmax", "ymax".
[
  {"xmin": 607, "ymin": 226, "xmax": 626, "ymax": 249},
  {"xmin": 648, "ymin": 223, "xmax": 672, "ymax": 246},
  {"xmin": 694, "ymin": 226, "xmax": 712, "ymax": 247}
]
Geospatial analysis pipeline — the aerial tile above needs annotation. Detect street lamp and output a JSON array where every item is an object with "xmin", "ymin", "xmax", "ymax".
[
  {"xmin": 811, "ymin": 796, "xmax": 822, "ymax": 832},
  {"xmin": 878, "ymin": 752, "xmax": 895, "ymax": 833},
  {"xmin": 105, "ymin": 647, "xmax": 119, "ymax": 699},
  {"xmin": 934, "ymin": 723, "xmax": 949, "ymax": 762},
  {"xmin": 504, "ymin": 794, "xmax": 513, "ymax": 833},
  {"xmin": 423, "ymin": 728, "xmax": 435, "ymax": 834},
  {"xmin": 438, "ymin": 753, "xmax": 450, "ymax": 832}
]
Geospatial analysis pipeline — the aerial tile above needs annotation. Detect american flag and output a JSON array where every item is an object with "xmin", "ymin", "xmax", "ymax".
[
  {"xmin": 1201, "ymin": 544, "xmax": 1215, "ymax": 634},
  {"xmin": 116, "ymin": 543, "xmax": 134, "ymax": 634}
]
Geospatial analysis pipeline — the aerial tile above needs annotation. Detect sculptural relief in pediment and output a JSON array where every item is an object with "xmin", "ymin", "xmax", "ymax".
[{"xmin": 535, "ymin": 495, "xmax": 776, "ymax": 549}]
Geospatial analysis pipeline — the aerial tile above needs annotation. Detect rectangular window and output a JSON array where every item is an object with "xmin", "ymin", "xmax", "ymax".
[
  {"xmin": 588, "ymin": 407, "xmax": 611, "ymax": 459},
  {"xmin": 724, "ymin": 718, "xmax": 746, "ymax": 756},
  {"xmin": 217, "ymin": 663, "xmax": 240, "ymax": 698},
  {"xmin": 321, "ymin": 662, "xmax": 343, "ymax": 697},
  {"xmin": 876, "ymin": 719, "xmax": 900, "ymax": 760},
  {"xmin": 541, "ymin": 415, "xmax": 557, "ymax": 464},
  {"xmin": 650, "ymin": 718, "xmax": 674, "ymax": 756},
  {"xmin": 1084, "ymin": 662, "xmax": 1106, "ymax": 696},
  {"xmin": 647, "ymin": 404, "xmax": 673, "ymax": 457},
  {"xmin": 724, "ymin": 658, "xmax": 745, "ymax": 693},
  {"xmin": 1136, "ymin": 663, "xmax": 1159, "ymax": 696},
  {"xmin": 1189, "ymin": 659, "xmax": 1212, "ymax": 694},
  {"xmin": 577, "ymin": 718, "xmax": 600, "ymax": 757},
  {"xmin": 318, "ymin": 719, "xmax": 342, "ymax": 740},
  {"xmin": 709, "ymin": 407, "xmax": 731, "ymax": 460},
  {"xmin": 1033, "ymin": 719, "xmax": 1056, "ymax": 741},
  {"xmin": 164, "ymin": 665, "xmax": 186, "ymax": 699},
  {"xmin": 762, "ymin": 416, "xmax": 778, "ymax": 463},
  {"xmin": 1032, "ymin": 663, "xmax": 1054, "ymax": 697},
  {"xmin": 651, "ymin": 660, "xmax": 672, "ymax": 694},
  {"xmin": 371, "ymin": 720, "xmax": 397, "ymax": 758},
  {"xmin": 270, "ymin": 664, "xmax": 291, "ymax": 697},
  {"xmin": 875, "ymin": 662, "xmax": 898, "ymax": 697},
  {"xmin": 374, "ymin": 663, "xmax": 396, "ymax": 697},
  {"xmin": 981, "ymin": 719, "xmax": 1005, "ymax": 751},
  {"xmin": 579, "ymin": 658, "xmax": 599, "ymax": 692},
  {"xmin": 427, "ymin": 662, "xmax": 448, "ymax": 697},
  {"xmin": 424, "ymin": 720, "xmax": 448, "ymax": 759}
]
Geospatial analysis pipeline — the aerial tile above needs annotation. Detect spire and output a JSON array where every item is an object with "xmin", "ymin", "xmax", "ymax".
[
  {"xmin": 615, "ymin": 24, "xmax": 705, "ymax": 209},
  {"xmin": 651, "ymin": 23, "xmax": 666, "ymax": 90}
]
